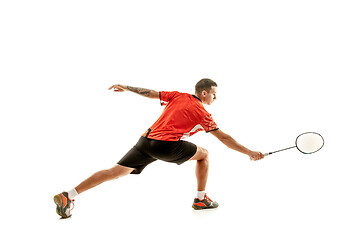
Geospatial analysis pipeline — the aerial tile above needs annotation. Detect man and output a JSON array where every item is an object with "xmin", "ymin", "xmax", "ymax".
[{"xmin": 54, "ymin": 78, "xmax": 264, "ymax": 218}]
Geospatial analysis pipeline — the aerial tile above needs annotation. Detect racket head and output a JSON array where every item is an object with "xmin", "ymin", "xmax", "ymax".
[{"xmin": 295, "ymin": 132, "xmax": 324, "ymax": 154}]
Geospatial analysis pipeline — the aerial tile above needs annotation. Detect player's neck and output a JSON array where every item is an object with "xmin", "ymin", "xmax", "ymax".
[{"xmin": 193, "ymin": 94, "xmax": 204, "ymax": 103}]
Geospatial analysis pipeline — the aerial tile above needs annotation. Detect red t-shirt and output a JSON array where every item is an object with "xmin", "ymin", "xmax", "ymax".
[{"xmin": 142, "ymin": 91, "xmax": 219, "ymax": 141}]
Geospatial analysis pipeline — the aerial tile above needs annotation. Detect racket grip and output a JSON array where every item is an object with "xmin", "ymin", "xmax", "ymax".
[{"xmin": 249, "ymin": 152, "xmax": 270, "ymax": 161}]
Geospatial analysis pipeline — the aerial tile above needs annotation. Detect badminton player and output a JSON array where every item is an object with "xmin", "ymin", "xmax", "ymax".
[{"xmin": 53, "ymin": 78, "xmax": 264, "ymax": 218}]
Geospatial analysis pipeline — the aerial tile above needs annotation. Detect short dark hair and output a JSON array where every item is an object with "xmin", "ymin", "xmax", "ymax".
[{"xmin": 195, "ymin": 78, "xmax": 217, "ymax": 95}]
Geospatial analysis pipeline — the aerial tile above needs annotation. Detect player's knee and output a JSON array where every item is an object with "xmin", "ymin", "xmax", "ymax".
[
  {"xmin": 104, "ymin": 168, "xmax": 119, "ymax": 180},
  {"xmin": 101, "ymin": 169, "xmax": 115, "ymax": 180},
  {"xmin": 200, "ymin": 147, "xmax": 209, "ymax": 160},
  {"xmin": 197, "ymin": 149, "xmax": 209, "ymax": 167},
  {"xmin": 204, "ymin": 148, "xmax": 209, "ymax": 159},
  {"xmin": 108, "ymin": 165, "xmax": 133, "ymax": 179}
]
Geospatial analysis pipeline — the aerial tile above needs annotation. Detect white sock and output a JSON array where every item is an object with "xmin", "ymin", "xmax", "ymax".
[
  {"xmin": 197, "ymin": 191, "xmax": 206, "ymax": 200},
  {"xmin": 68, "ymin": 188, "xmax": 79, "ymax": 200}
]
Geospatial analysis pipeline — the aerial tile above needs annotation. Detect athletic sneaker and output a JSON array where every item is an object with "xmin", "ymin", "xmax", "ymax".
[
  {"xmin": 192, "ymin": 194, "xmax": 219, "ymax": 210},
  {"xmin": 53, "ymin": 192, "xmax": 75, "ymax": 218}
]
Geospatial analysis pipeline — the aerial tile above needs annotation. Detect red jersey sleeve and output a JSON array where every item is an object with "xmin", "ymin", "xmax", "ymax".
[
  {"xmin": 200, "ymin": 114, "xmax": 219, "ymax": 133},
  {"xmin": 160, "ymin": 91, "xmax": 180, "ymax": 106}
]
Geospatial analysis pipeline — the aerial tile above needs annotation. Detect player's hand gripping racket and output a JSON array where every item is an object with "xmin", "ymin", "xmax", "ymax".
[{"xmin": 251, "ymin": 132, "xmax": 324, "ymax": 160}]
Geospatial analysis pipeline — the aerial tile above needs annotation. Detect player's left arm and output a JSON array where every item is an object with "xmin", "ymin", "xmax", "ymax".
[
  {"xmin": 108, "ymin": 84, "xmax": 159, "ymax": 99},
  {"xmin": 210, "ymin": 129, "xmax": 264, "ymax": 160}
]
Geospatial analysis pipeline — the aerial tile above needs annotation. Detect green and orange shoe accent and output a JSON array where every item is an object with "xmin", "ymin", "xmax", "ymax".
[
  {"xmin": 54, "ymin": 192, "xmax": 75, "ymax": 218},
  {"xmin": 192, "ymin": 194, "xmax": 219, "ymax": 210}
]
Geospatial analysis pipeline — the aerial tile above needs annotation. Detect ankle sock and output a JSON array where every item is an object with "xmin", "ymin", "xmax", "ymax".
[
  {"xmin": 197, "ymin": 191, "xmax": 206, "ymax": 200},
  {"xmin": 68, "ymin": 188, "xmax": 78, "ymax": 200}
]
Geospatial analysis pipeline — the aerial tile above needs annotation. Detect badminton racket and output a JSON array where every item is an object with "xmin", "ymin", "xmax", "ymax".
[{"xmin": 252, "ymin": 132, "xmax": 324, "ymax": 160}]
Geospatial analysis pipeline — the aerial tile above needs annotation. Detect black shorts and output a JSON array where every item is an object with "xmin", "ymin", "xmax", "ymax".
[{"xmin": 117, "ymin": 137, "xmax": 197, "ymax": 174}]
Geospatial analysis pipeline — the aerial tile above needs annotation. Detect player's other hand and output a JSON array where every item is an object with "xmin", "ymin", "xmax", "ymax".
[
  {"xmin": 108, "ymin": 84, "xmax": 127, "ymax": 92},
  {"xmin": 249, "ymin": 151, "xmax": 264, "ymax": 161}
]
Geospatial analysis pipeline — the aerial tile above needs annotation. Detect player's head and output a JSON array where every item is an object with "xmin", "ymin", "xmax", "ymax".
[{"xmin": 195, "ymin": 78, "xmax": 218, "ymax": 105}]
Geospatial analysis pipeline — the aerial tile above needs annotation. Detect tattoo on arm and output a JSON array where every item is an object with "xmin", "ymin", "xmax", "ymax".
[{"xmin": 126, "ymin": 86, "xmax": 153, "ymax": 97}]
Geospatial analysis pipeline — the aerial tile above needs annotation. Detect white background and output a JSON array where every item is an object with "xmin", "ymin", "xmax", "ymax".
[{"xmin": 1, "ymin": 0, "xmax": 359, "ymax": 239}]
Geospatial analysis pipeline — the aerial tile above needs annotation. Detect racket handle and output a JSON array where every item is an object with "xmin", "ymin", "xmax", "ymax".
[{"xmin": 249, "ymin": 152, "xmax": 269, "ymax": 161}]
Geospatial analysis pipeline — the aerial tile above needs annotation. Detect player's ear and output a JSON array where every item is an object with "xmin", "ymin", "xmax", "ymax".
[{"xmin": 201, "ymin": 90, "xmax": 207, "ymax": 97}]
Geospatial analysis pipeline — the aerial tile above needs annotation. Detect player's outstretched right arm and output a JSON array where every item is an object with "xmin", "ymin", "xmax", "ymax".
[
  {"xmin": 108, "ymin": 84, "xmax": 159, "ymax": 99},
  {"xmin": 210, "ymin": 129, "xmax": 264, "ymax": 161}
]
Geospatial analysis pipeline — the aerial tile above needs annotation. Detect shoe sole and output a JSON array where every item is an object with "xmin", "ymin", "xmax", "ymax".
[
  {"xmin": 54, "ymin": 195, "xmax": 71, "ymax": 219},
  {"xmin": 192, "ymin": 205, "xmax": 218, "ymax": 210},
  {"xmin": 192, "ymin": 205, "xmax": 203, "ymax": 210}
]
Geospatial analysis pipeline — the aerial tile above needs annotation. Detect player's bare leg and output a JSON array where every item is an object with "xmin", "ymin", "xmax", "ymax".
[
  {"xmin": 75, "ymin": 164, "xmax": 134, "ymax": 194},
  {"xmin": 54, "ymin": 164, "xmax": 134, "ymax": 218},
  {"xmin": 190, "ymin": 146, "xmax": 209, "ymax": 191},
  {"xmin": 190, "ymin": 146, "xmax": 218, "ymax": 209}
]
